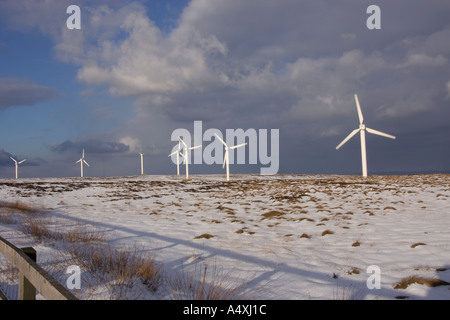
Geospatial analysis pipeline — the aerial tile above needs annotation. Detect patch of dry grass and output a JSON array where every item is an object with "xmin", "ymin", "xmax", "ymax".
[
  {"xmin": 0, "ymin": 200, "xmax": 45, "ymax": 214},
  {"xmin": 321, "ymin": 229, "xmax": 334, "ymax": 236},
  {"xmin": 352, "ymin": 240, "xmax": 361, "ymax": 247},
  {"xmin": 64, "ymin": 243, "xmax": 162, "ymax": 296},
  {"xmin": 194, "ymin": 233, "xmax": 214, "ymax": 239},
  {"xmin": 1, "ymin": 201, "xmax": 162, "ymax": 299},
  {"xmin": 168, "ymin": 264, "xmax": 247, "ymax": 300},
  {"xmin": 411, "ymin": 242, "xmax": 426, "ymax": 248},
  {"xmin": 260, "ymin": 210, "xmax": 285, "ymax": 221},
  {"xmin": 394, "ymin": 276, "xmax": 450, "ymax": 289}
]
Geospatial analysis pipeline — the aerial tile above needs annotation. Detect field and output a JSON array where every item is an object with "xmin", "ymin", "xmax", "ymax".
[{"xmin": 0, "ymin": 174, "xmax": 449, "ymax": 300}]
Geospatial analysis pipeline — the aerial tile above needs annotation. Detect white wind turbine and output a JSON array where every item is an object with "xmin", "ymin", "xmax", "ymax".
[
  {"xmin": 138, "ymin": 152, "xmax": 144, "ymax": 175},
  {"xmin": 336, "ymin": 94, "xmax": 396, "ymax": 177},
  {"xmin": 168, "ymin": 139, "xmax": 182, "ymax": 176},
  {"xmin": 10, "ymin": 157, "xmax": 26, "ymax": 179},
  {"xmin": 75, "ymin": 149, "xmax": 89, "ymax": 177},
  {"xmin": 215, "ymin": 133, "xmax": 247, "ymax": 181},
  {"xmin": 179, "ymin": 137, "xmax": 202, "ymax": 179}
]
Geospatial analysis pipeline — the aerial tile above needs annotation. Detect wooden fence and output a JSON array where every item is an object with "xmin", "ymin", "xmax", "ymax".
[{"xmin": 0, "ymin": 236, "xmax": 77, "ymax": 300}]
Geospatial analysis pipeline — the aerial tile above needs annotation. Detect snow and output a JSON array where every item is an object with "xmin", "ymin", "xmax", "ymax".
[{"xmin": 0, "ymin": 174, "xmax": 449, "ymax": 300}]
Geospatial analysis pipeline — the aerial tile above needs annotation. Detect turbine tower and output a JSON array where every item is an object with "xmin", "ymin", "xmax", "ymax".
[
  {"xmin": 75, "ymin": 149, "xmax": 89, "ymax": 177},
  {"xmin": 10, "ymin": 157, "xmax": 26, "ymax": 179},
  {"xmin": 139, "ymin": 152, "xmax": 144, "ymax": 175},
  {"xmin": 336, "ymin": 94, "xmax": 396, "ymax": 177},
  {"xmin": 215, "ymin": 133, "xmax": 247, "ymax": 181},
  {"xmin": 179, "ymin": 137, "xmax": 201, "ymax": 179}
]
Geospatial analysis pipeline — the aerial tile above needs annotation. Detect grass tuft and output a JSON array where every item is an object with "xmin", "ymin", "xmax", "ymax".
[
  {"xmin": 394, "ymin": 276, "xmax": 450, "ymax": 289},
  {"xmin": 168, "ymin": 264, "xmax": 247, "ymax": 300},
  {"xmin": 321, "ymin": 229, "xmax": 334, "ymax": 236},
  {"xmin": 194, "ymin": 233, "xmax": 214, "ymax": 239}
]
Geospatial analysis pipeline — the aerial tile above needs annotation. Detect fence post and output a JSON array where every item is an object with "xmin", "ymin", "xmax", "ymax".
[{"xmin": 19, "ymin": 247, "xmax": 37, "ymax": 300}]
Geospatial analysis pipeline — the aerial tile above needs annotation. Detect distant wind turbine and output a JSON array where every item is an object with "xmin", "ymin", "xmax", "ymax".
[
  {"xmin": 10, "ymin": 157, "xmax": 26, "ymax": 179},
  {"xmin": 139, "ymin": 152, "xmax": 144, "ymax": 175},
  {"xmin": 75, "ymin": 149, "xmax": 89, "ymax": 177},
  {"xmin": 215, "ymin": 133, "xmax": 247, "ymax": 181},
  {"xmin": 169, "ymin": 139, "xmax": 182, "ymax": 176},
  {"xmin": 179, "ymin": 137, "xmax": 202, "ymax": 179},
  {"xmin": 336, "ymin": 94, "xmax": 396, "ymax": 177}
]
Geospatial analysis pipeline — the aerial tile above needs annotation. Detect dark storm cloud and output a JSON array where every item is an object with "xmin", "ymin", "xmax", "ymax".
[
  {"xmin": 0, "ymin": 148, "xmax": 13, "ymax": 166},
  {"xmin": 51, "ymin": 139, "xmax": 130, "ymax": 154},
  {"xmin": 0, "ymin": 78, "xmax": 58, "ymax": 110},
  {"xmin": 0, "ymin": 148, "xmax": 40, "ymax": 167}
]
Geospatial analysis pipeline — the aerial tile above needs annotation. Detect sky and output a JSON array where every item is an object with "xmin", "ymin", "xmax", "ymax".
[{"xmin": 0, "ymin": 0, "xmax": 449, "ymax": 179}]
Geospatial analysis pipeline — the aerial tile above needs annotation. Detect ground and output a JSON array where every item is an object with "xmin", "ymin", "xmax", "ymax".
[{"xmin": 0, "ymin": 174, "xmax": 449, "ymax": 300}]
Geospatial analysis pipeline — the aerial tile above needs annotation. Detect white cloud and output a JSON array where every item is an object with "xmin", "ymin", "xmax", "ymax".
[
  {"xmin": 396, "ymin": 53, "xmax": 448, "ymax": 68},
  {"xmin": 119, "ymin": 136, "xmax": 141, "ymax": 152},
  {"xmin": 72, "ymin": 4, "xmax": 229, "ymax": 97}
]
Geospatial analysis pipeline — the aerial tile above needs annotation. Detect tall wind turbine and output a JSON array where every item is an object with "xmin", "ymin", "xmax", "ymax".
[
  {"xmin": 336, "ymin": 94, "xmax": 396, "ymax": 177},
  {"xmin": 75, "ymin": 149, "xmax": 89, "ymax": 177},
  {"xmin": 168, "ymin": 139, "xmax": 182, "ymax": 176},
  {"xmin": 179, "ymin": 137, "xmax": 202, "ymax": 179},
  {"xmin": 138, "ymin": 152, "xmax": 144, "ymax": 175},
  {"xmin": 10, "ymin": 157, "xmax": 26, "ymax": 179},
  {"xmin": 215, "ymin": 133, "xmax": 247, "ymax": 181}
]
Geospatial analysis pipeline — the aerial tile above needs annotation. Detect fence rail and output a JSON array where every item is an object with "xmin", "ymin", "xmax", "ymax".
[{"xmin": 0, "ymin": 236, "xmax": 77, "ymax": 300}]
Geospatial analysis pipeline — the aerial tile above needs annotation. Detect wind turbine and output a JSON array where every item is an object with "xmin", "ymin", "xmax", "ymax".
[
  {"xmin": 179, "ymin": 137, "xmax": 202, "ymax": 179},
  {"xmin": 215, "ymin": 133, "xmax": 247, "ymax": 181},
  {"xmin": 138, "ymin": 152, "xmax": 144, "ymax": 175},
  {"xmin": 168, "ymin": 139, "xmax": 182, "ymax": 176},
  {"xmin": 336, "ymin": 94, "xmax": 396, "ymax": 177},
  {"xmin": 75, "ymin": 149, "xmax": 89, "ymax": 177},
  {"xmin": 10, "ymin": 157, "xmax": 26, "ymax": 179}
]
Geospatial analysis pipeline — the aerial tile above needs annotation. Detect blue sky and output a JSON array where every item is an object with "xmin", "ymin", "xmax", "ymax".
[{"xmin": 1, "ymin": 0, "xmax": 449, "ymax": 178}]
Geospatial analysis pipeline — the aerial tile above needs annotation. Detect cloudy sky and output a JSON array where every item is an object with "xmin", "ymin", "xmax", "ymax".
[{"xmin": 0, "ymin": 0, "xmax": 449, "ymax": 178}]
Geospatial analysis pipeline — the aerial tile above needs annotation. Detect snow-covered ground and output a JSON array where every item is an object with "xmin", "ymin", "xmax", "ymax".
[{"xmin": 0, "ymin": 174, "xmax": 449, "ymax": 300}]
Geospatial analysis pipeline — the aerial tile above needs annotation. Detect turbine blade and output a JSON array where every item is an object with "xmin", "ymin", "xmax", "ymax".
[
  {"xmin": 366, "ymin": 127, "xmax": 396, "ymax": 139},
  {"xmin": 83, "ymin": 160, "xmax": 90, "ymax": 167},
  {"xmin": 189, "ymin": 145, "xmax": 202, "ymax": 150},
  {"xmin": 336, "ymin": 128, "xmax": 360, "ymax": 150},
  {"xmin": 169, "ymin": 151, "xmax": 179, "ymax": 157},
  {"xmin": 214, "ymin": 133, "xmax": 227, "ymax": 146},
  {"xmin": 18, "ymin": 159, "xmax": 26, "ymax": 164},
  {"xmin": 10, "ymin": 157, "xmax": 17, "ymax": 163},
  {"xmin": 76, "ymin": 159, "xmax": 81, "ymax": 164},
  {"xmin": 354, "ymin": 94, "xmax": 364, "ymax": 125},
  {"xmin": 230, "ymin": 143, "xmax": 247, "ymax": 149}
]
